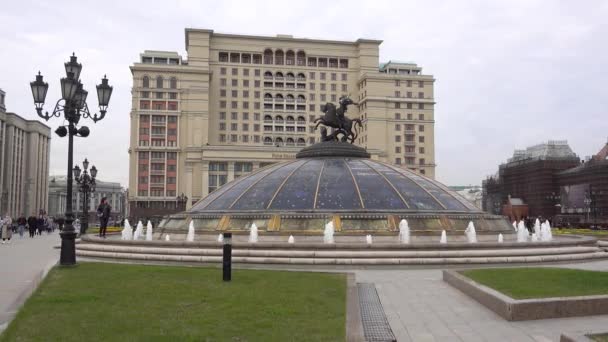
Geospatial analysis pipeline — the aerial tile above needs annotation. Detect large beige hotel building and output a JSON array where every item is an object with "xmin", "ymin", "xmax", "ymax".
[{"xmin": 129, "ymin": 29, "xmax": 436, "ymax": 217}]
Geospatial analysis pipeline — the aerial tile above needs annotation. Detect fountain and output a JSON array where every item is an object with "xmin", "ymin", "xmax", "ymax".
[
  {"xmin": 217, "ymin": 233, "xmax": 224, "ymax": 243},
  {"xmin": 533, "ymin": 219, "xmax": 541, "ymax": 236},
  {"xmin": 133, "ymin": 221, "xmax": 144, "ymax": 240},
  {"xmin": 399, "ymin": 219, "xmax": 410, "ymax": 244},
  {"xmin": 531, "ymin": 233, "xmax": 538, "ymax": 242},
  {"xmin": 121, "ymin": 219, "xmax": 133, "ymax": 240},
  {"xmin": 248, "ymin": 223, "xmax": 258, "ymax": 243},
  {"xmin": 323, "ymin": 221, "xmax": 335, "ymax": 244},
  {"xmin": 544, "ymin": 220, "xmax": 553, "ymax": 241},
  {"xmin": 465, "ymin": 221, "xmax": 477, "ymax": 243},
  {"xmin": 186, "ymin": 221, "xmax": 195, "ymax": 242},
  {"xmin": 517, "ymin": 224, "xmax": 528, "ymax": 242},
  {"xmin": 440, "ymin": 230, "xmax": 447, "ymax": 244},
  {"xmin": 512, "ymin": 221, "xmax": 517, "ymax": 231},
  {"xmin": 288, "ymin": 235, "xmax": 295, "ymax": 244},
  {"xmin": 366, "ymin": 234, "xmax": 372, "ymax": 244},
  {"xmin": 498, "ymin": 233, "xmax": 504, "ymax": 243},
  {"xmin": 165, "ymin": 234, "xmax": 170, "ymax": 241},
  {"xmin": 146, "ymin": 221, "xmax": 153, "ymax": 241}
]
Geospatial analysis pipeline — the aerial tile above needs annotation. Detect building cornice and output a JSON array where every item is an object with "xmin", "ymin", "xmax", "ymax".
[{"xmin": 130, "ymin": 64, "xmax": 210, "ymax": 75}]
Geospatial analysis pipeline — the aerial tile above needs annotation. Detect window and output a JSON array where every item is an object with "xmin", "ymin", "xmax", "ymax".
[
  {"xmin": 341, "ymin": 73, "xmax": 347, "ymax": 81},
  {"xmin": 395, "ymin": 80, "xmax": 400, "ymax": 86},
  {"xmin": 219, "ymin": 123, "xmax": 226, "ymax": 130},
  {"xmin": 242, "ymin": 135, "xmax": 249, "ymax": 143},
  {"xmin": 418, "ymin": 103, "xmax": 424, "ymax": 110},
  {"xmin": 407, "ymin": 103, "xmax": 413, "ymax": 109},
  {"xmin": 395, "ymin": 147, "xmax": 401, "ymax": 153},
  {"xmin": 220, "ymin": 101, "xmax": 226, "ymax": 108},
  {"xmin": 406, "ymin": 80, "xmax": 412, "ymax": 87},
  {"xmin": 231, "ymin": 123, "xmax": 237, "ymax": 131},
  {"xmin": 139, "ymin": 176, "xmax": 148, "ymax": 184},
  {"xmin": 418, "ymin": 92, "xmax": 424, "ymax": 98},
  {"xmin": 231, "ymin": 134, "xmax": 237, "ymax": 142},
  {"xmin": 309, "ymin": 83, "xmax": 315, "ymax": 90},
  {"xmin": 309, "ymin": 94, "xmax": 315, "ymax": 101},
  {"xmin": 242, "ymin": 112, "xmax": 249, "ymax": 120},
  {"xmin": 232, "ymin": 79, "xmax": 238, "ymax": 86},
  {"xmin": 309, "ymin": 72, "xmax": 315, "ymax": 79},
  {"xmin": 220, "ymin": 78, "xmax": 227, "ymax": 86},
  {"xmin": 219, "ymin": 112, "xmax": 226, "ymax": 120},
  {"xmin": 395, "ymin": 113, "xmax": 401, "ymax": 120},
  {"xmin": 219, "ymin": 134, "xmax": 226, "ymax": 142},
  {"xmin": 395, "ymin": 124, "xmax": 400, "ymax": 131},
  {"xmin": 170, "ymin": 77, "xmax": 177, "ymax": 89},
  {"xmin": 395, "ymin": 158, "xmax": 402, "ymax": 165},
  {"xmin": 139, "ymin": 127, "xmax": 149, "ymax": 135},
  {"xmin": 309, "ymin": 104, "xmax": 315, "ymax": 111},
  {"xmin": 220, "ymin": 89, "xmax": 226, "ymax": 97},
  {"xmin": 140, "ymin": 101, "xmax": 150, "ymax": 109},
  {"xmin": 395, "ymin": 91, "xmax": 400, "ymax": 97},
  {"xmin": 231, "ymin": 90, "xmax": 237, "ymax": 97},
  {"xmin": 331, "ymin": 84, "xmax": 337, "ymax": 92},
  {"xmin": 254, "ymin": 80, "xmax": 260, "ymax": 87},
  {"xmin": 243, "ymin": 102, "xmax": 249, "ymax": 109},
  {"xmin": 156, "ymin": 76, "xmax": 163, "ymax": 88},
  {"xmin": 419, "ymin": 147, "xmax": 425, "ymax": 154},
  {"xmin": 331, "ymin": 73, "xmax": 337, "ymax": 81},
  {"xmin": 243, "ymin": 68, "xmax": 249, "ymax": 76},
  {"xmin": 231, "ymin": 101, "xmax": 238, "ymax": 109},
  {"xmin": 138, "ymin": 151, "xmax": 149, "ymax": 160},
  {"xmin": 254, "ymin": 113, "xmax": 260, "ymax": 120},
  {"xmin": 395, "ymin": 135, "xmax": 401, "ymax": 142},
  {"xmin": 419, "ymin": 136, "xmax": 425, "ymax": 143},
  {"xmin": 418, "ymin": 81, "xmax": 424, "ymax": 88},
  {"xmin": 242, "ymin": 123, "xmax": 249, "ymax": 131},
  {"xmin": 395, "ymin": 103, "xmax": 401, "ymax": 109},
  {"xmin": 320, "ymin": 94, "xmax": 326, "ymax": 101},
  {"xmin": 220, "ymin": 67, "xmax": 226, "ymax": 75},
  {"xmin": 320, "ymin": 72, "xmax": 326, "ymax": 80},
  {"xmin": 243, "ymin": 80, "xmax": 249, "ymax": 87},
  {"xmin": 419, "ymin": 158, "xmax": 425, "ymax": 165},
  {"xmin": 320, "ymin": 84, "xmax": 326, "ymax": 91},
  {"xmin": 418, "ymin": 125, "xmax": 424, "ymax": 132},
  {"xmin": 407, "ymin": 113, "xmax": 413, "ymax": 120},
  {"xmin": 331, "ymin": 94, "xmax": 336, "ymax": 102},
  {"xmin": 167, "ymin": 177, "xmax": 176, "ymax": 184},
  {"xmin": 232, "ymin": 68, "xmax": 238, "ymax": 76},
  {"xmin": 142, "ymin": 76, "xmax": 149, "ymax": 88},
  {"xmin": 141, "ymin": 91, "xmax": 149, "ymax": 98},
  {"xmin": 167, "ymin": 152, "xmax": 177, "ymax": 160},
  {"xmin": 341, "ymin": 84, "xmax": 347, "ymax": 92},
  {"xmin": 169, "ymin": 93, "xmax": 177, "ymax": 99}
]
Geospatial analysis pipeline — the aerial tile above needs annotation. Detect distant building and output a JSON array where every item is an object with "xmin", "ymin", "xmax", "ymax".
[
  {"xmin": 128, "ymin": 28, "xmax": 437, "ymax": 219},
  {"xmin": 557, "ymin": 141, "xmax": 608, "ymax": 226},
  {"xmin": 448, "ymin": 185, "xmax": 482, "ymax": 209},
  {"xmin": 0, "ymin": 88, "xmax": 51, "ymax": 217},
  {"xmin": 48, "ymin": 176, "xmax": 126, "ymax": 222},
  {"xmin": 482, "ymin": 140, "xmax": 580, "ymax": 219}
]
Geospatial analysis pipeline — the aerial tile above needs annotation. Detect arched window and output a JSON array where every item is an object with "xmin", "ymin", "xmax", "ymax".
[
  {"xmin": 297, "ymin": 95, "xmax": 305, "ymax": 103},
  {"xmin": 286, "ymin": 138, "xmax": 295, "ymax": 146},
  {"xmin": 264, "ymin": 115, "xmax": 273, "ymax": 121},
  {"xmin": 286, "ymin": 50, "xmax": 295, "ymax": 65},
  {"xmin": 264, "ymin": 137, "xmax": 273, "ymax": 145},
  {"xmin": 142, "ymin": 76, "xmax": 149, "ymax": 88},
  {"xmin": 170, "ymin": 77, "xmax": 177, "ymax": 89},
  {"xmin": 286, "ymin": 72, "xmax": 295, "ymax": 80},
  {"xmin": 275, "ymin": 50, "xmax": 284, "ymax": 65},
  {"xmin": 275, "ymin": 137, "xmax": 284, "ymax": 145},
  {"xmin": 275, "ymin": 71, "xmax": 284, "ymax": 79},
  {"xmin": 286, "ymin": 94, "xmax": 294, "ymax": 102},
  {"xmin": 286, "ymin": 116, "xmax": 295, "ymax": 123},
  {"xmin": 264, "ymin": 71, "xmax": 273, "ymax": 79},
  {"xmin": 297, "ymin": 73, "xmax": 305, "ymax": 80},
  {"xmin": 297, "ymin": 138, "xmax": 306, "ymax": 146},
  {"xmin": 275, "ymin": 94, "xmax": 284, "ymax": 100},
  {"xmin": 264, "ymin": 93, "xmax": 273, "ymax": 99},
  {"xmin": 297, "ymin": 116, "xmax": 306, "ymax": 123},
  {"xmin": 264, "ymin": 49, "xmax": 273, "ymax": 64},
  {"xmin": 156, "ymin": 76, "xmax": 163, "ymax": 88},
  {"xmin": 297, "ymin": 51, "xmax": 306, "ymax": 66},
  {"xmin": 275, "ymin": 115, "xmax": 284, "ymax": 122}
]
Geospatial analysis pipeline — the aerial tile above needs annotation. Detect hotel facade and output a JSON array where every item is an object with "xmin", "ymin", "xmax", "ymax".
[{"xmin": 129, "ymin": 29, "xmax": 436, "ymax": 217}]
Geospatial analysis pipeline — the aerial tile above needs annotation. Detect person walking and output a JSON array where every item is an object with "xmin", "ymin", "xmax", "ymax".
[
  {"xmin": 36, "ymin": 215, "xmax": 45, "ymax": 236},
  {"xmin": 97, "ymin": 197, "xmax": 112, "ymax": 238},
  {"xmin": 27, "ymin": 214, "xmax": 37, "ymax": 238},
  {"xmin": 1, "ymin": 214, "xmax": 12, "ymax": 244},
  {"xmin": 17, "ymin": 214, "xmax": 26, "ymax": 238}
]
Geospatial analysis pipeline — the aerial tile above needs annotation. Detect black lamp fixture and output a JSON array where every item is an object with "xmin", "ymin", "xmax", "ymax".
[
  {"xmin": 30, "ymin": 53, "xmax": 112, "ymax": 266},
  {"xmin": 74, "ymin": 158, "xmax": 97, "ymax": 236}
]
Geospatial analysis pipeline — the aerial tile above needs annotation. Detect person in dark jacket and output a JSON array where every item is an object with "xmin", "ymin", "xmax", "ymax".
[
  {"xmin": 17, "ymin": 215, "xmax": 27, "ymax": 238},
  {"xmin": 27, "ymin": 215, "xmax": 37, "ymax": 238},
  {"xmin": 97, "ymin": 197, "xmax": 112, "ymax": 238},
  {"xmin": 36, "ymin": 215, "xmax": 45, "ymax": 235}
]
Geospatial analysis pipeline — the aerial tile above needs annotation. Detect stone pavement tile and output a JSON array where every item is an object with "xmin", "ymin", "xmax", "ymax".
[
  {"xmin": 386, "ymin": 314, "xmax": 412, "ymax": 342},
  {"xmin": 404, "ymin": 323, "xmax": 437, "ymax": 342}
]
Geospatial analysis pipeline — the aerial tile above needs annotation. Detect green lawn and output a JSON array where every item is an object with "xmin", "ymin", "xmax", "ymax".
[
  {"xmin": 461, "ymin": 268, "xmax": 608, "ymax": 299},
  {"xmin": 554, "ymin": 228, "xmax": 608, "ymax": 237},
  {"xmin": 589, "ymin": 334, "xmax": 608, "ymax": 342},
  {"xmin": 0, "ymin": 263, "xmax": 346, "ymax": 342}
]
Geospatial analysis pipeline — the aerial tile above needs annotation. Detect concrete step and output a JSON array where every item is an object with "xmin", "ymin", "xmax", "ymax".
[
  {"xmin": 76, "ymin": 243, "xmax": 601, "ymax": 259},
  {"xmin": 76, "ymin": 249, "xmax": 608, "ymax": 265}
]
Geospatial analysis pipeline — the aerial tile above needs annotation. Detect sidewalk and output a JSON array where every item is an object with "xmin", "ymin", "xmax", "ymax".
[
  {"xmin": 355, "ymin": 259, "xmax": 608, "ymax": 341},
  {"xmin": 0, "ymin": 232, "xmax": 59, "ymax": 331}
]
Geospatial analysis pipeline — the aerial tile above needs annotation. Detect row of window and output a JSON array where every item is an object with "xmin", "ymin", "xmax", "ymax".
[
  {"xmin": 220, "ymin": 122, "xmax": 308, "ymax": 132},
  {"xmin": 395, "ymin": 147, "xmax": 426, "ymax": 154},
  {"xmin": 395, "ymin": 158, "xmax": 428, "ymax": 167},
  {"xmin": 394, "ymin": 113, "xmax": 427, "ymax": 121},
  {"xmin": 219, "ymin": 50, "xmax": 349, "ymax": 68},
  {"xmin": 394, "ymin": 91, "xmax": 426, "ymax": 99},
  {"xmin": 137, "ymin": 189, "xmax": 177, "ymax": 197},
  {"xmin": 138, "ymin": 163, "xmax": 177, "ymax": 172},
  {"xmin": 395, "ymin": 135, "xmax": 426, "ymax": 143},
  {"xmin": 138, "ymin": 151, "xmax": 178, "ymax": 160},
  {"xmin": 139, "ymin": 128, "xmax": 178, "ymax": 135},
  {"xmin": 395, "ymin": 124, "xmax": 425, "ymax": 132},
  {"xmin": 394, "ymin": 80, "xmax": 425, "ymax": 88},
  {"xmin": 139, "ymin": 101, "xmax": 178, "ymax": 111},
  {"xmin": 217, "ymin": 134, "xmax": 312, "ymax": 145},
  {"xmin": 142, "ymin": 76, "xmax": 177, "ymax": 89},
  {"xmin": 139, "ymin": 176, "xmax": 176, "ymax": 184},
  {"xmin": 139, "ymin": 115, "xmax": 178, "ymax": 124},
  {"xmin": 141, "ymin": 92, "xmax": 178, "ymax": 100},
  {"xmin": 138, "ymin": 140, "xmax": 178, "ymax": 147}
]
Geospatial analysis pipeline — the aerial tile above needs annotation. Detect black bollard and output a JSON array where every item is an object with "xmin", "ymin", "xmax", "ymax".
[{"xmin": 222, "ymin": 232, "xmax": 232, "ymax": 281}]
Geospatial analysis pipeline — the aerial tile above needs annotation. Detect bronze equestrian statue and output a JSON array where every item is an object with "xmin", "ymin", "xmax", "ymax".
[{"xmin": 314, "ymin": 96, "xmax": 362, "ymax": 143}]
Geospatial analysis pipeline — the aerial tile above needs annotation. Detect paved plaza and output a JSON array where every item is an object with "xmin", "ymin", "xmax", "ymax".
[
  {"xmin": 0, "ymin": 232, "xmax": 59, "ymax": 332},
  {"xmin": 355, "ymin": 260, "xmax": 608, "ymax": 342}
]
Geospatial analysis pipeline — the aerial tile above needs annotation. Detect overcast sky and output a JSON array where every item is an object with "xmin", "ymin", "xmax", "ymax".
[{"xmin": 1, "ymin": 0, "xmax": 606, "ymax": 188}]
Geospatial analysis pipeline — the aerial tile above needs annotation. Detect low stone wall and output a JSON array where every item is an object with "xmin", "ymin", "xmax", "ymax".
[{"xmin": 443, "ymin": 270, "xmax": 608, "ymax": 321}]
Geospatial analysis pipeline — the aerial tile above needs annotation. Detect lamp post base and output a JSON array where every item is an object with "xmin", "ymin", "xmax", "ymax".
[{"xmin": 59, "ymin": 230, "xmax": 77, "ymax": 266}]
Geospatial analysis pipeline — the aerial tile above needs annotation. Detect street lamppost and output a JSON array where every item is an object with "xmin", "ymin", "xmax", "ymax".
[
  {"xmin": 545, "ymin": 192, "xmax": 561, "ymax": 220},
  {"xmin": 30, "ymin": 53, "xmax": 112, "ymax": 266},
  {"xmin": 584, "ymin": 196, "xmax": 592, "ymax": 224},
  {"xmin": 73, "ymin": 158, "xmax": 97, "ymax": 236},
  {"xmin": 176, "ymin": 193, "xmax": 188, "ymax": 211}
]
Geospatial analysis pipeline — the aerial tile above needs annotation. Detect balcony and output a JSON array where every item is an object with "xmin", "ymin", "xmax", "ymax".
[
  {"xmin": 264, "ymin": 75, "xmax": 273, "ymax": 80},
  {"xmin": 404, "ymin": 141, "xmax": 416, "ymax": 147},
  {"xmin": 297, "ymin": 77, "xmax": 306, "ymax": 82},
  {"xmin": 403, "ymin": 152, "xmax": 417, "ymax": 157},
  {"xmin": 275, "ymin": 76, "xmax": 284, "ymax": 81},
  {"xmin": 296, "ymin": 99, "xmax": 305, "ymax": 103},
  {"xmin": 404, "ymin": 129, "xmax": 416, "ymax": 134},
  {"xmin": 150, "ymin": 169, "xmax": 165, "ymax": 175},
  {"xmin": 285, "ymin": 98, "xmax": 294, "ymax": 103}
]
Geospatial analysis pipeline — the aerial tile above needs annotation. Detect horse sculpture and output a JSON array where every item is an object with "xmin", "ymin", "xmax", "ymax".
[{"xmin": 314, "ymin": 96, "xmax": 362, "ymax": 143}]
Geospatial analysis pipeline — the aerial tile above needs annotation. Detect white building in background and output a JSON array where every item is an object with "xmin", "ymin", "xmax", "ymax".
[
  {"xmin": 48, "ymin": 175, "xmax": 126, "ymax": 221},
  {"xmin": 0, "ymin": 88, "xmax": 51, "ymax": 217},
  {"xmin": 449, "ymin": 185, "xmax": 483, "ymax": 209}
]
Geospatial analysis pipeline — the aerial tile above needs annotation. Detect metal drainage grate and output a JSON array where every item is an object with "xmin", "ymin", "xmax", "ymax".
[{"xmin": 358, "ymin": 283, "xmax": 397, "ymax": 342}]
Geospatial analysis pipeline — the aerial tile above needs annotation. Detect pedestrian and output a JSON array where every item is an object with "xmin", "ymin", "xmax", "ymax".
[
  {"xmin": 1, "ymin": 214, "xmax": 12, "ymax": 244},
  {"xmin": 17, "ymin": 214, "xmax": 26, "ymax": 238},
  {"xmin": 27, "ymin": 214, "xmax": 37, "ymax": 238},
  {"xmin": 36, "ymin": 215, "xmax": 45, "ymax": 235},
  {"xmin": 97, "ymin": 197, "xmax": 112, "ymax": 238}
]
